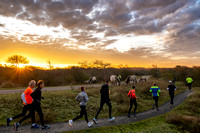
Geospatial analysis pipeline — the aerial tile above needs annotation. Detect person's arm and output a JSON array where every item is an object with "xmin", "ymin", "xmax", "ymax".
[
  {"xmin": 21, "ymin": 93, "xmax": 27, "ymax": 105},
  {"xmin": 127, "ymin": 90, "xmax": 131, "ymax": 97},
  {"xmin": 150, "ymin": 88, "xmax": 152, "ymax": 92},
  {"xmin": 75, "ymin": 94, "xmax": 81, "ymax": 102},
  {"xmin": 85, "ymin": 93, "xmax": 89, "ymax": 102},
  {"xmin": 158, "ymin": 88, "xmax": 161, "ymax": 92}
]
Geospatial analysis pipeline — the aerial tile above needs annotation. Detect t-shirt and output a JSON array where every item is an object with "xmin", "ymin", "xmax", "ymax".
[
  {"xmin": 23, "ymin": 87, "xmax": 33, "ymax": 105},
  {"xmin": 167, "ymin": 84, "xmax": 176, "ymax": 95},
  {"xmin": 100, "ymin": 84, "xmax": 109, "ymax": 101}
]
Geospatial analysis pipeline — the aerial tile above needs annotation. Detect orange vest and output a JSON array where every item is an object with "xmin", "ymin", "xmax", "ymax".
[
  {"xmin": 23, "ymin": 87, "xmax": 33, "ymax": 105},
  {"xmin": 127, "ymin": 89, "xmax": 137, "ymax": 99}
]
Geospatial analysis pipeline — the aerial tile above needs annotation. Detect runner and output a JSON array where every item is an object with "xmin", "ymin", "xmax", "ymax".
[
  {"xmin": 93, "ymin": 80, "xmax": 115, "ymax": 124},
  {"xmin": 150, "ymin": 83, "xmax": 161, "ymax": 111},
  {"xmin": 186, "ymin": 76, "xmax": 193, "ymax": 92},
  {"xmin": 167, "ymin": 81, "xmax": 176, "ymax": 107},
  {"xmin": 127, "ymin": 86, "xmax": 137, "ymax": 117},
  {"xmin": 6, "ymin": 80, "xmax": 39, "ymax": 131},
  {"xmin": 68, "ymin": 87, "xmax": 93, "ymax": 127},
  {"xmin": 30, "ymin": 80, "xmax": 50, "ymax": 130}
]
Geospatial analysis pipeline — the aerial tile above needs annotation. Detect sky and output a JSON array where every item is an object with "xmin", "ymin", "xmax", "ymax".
[{"xmin": 0, "ymin": 0, "xmax": 200, "ymax": 68}]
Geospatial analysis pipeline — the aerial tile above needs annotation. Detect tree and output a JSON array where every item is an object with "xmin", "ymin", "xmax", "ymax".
[
  {"xmin": 6, "ymin": 55, "xmax": 29, "ymax": 68},
  {"xmin": 47, "ymin": 60, "xmax": 54, "ymax": 70}
]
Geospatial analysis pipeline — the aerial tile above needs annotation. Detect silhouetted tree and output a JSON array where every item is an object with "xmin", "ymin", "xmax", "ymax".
[{"xmin": 6, "ymin": 55, "xmax": 29, "ymax": 68}]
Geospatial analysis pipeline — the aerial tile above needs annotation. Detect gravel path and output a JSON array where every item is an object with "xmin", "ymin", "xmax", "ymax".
[
  {"xmin": 0, "ymin": 84, "xmax": 102, "ymax": 94},
  {"xmin": 0, "ymin": 90, "xmax": 191, "ymax": 133}
]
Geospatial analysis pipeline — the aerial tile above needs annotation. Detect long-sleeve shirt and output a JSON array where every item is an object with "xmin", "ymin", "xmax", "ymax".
[
  {"xmin": 75, "ymin": 91, "xmax": 89, "ymax": 106},
  {"xmin": 186, "ymin": 77, "xmax": 193, "ymax": 83},
  {"xmin": 100, "ymin": 84, "xmax": 110, "ymax": 101},
  {"xmin": 30, "ymin": 87, "xmax": 42, "ymax": 105},
  {"xmin": 150, "ymin": 86, "xmax": 161, "ymax": 97},
  {"xmin": 127, "ymin": 89, "xmax": 137, "ymax": 99}
]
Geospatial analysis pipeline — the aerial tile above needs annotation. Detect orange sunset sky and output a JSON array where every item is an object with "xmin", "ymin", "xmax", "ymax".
[{"xmin": 0, "ymin": 0, "xmax": 200, "ymax": 68}]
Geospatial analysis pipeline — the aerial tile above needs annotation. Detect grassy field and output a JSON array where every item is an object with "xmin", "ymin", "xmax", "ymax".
[
  {"xmin": 0, "ymin": 78, "xmax": 187, "ymax": 126},
  {"xmin": 66, "ymin": 87, "xmax": 200, "ymax": 133}
]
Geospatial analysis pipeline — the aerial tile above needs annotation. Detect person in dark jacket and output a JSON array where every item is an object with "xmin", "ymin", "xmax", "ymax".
[
  {"xmin": 93, "ymin": 80, "xmax": 115, "ymax": 124},
  {"xmin": 167, "ymin": 81, "xmax": 176, "ymax": 107},
  {"xmin": 30, "ymin": 80, "xmax": 50, "ymax": 130}
]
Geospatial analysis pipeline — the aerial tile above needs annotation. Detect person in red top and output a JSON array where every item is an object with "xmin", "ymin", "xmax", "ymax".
[
  {"xmin": 127, "ymin": 86, "xmax": 137, "ymax": 117},
  {"xmin": 6, "ymin": 80, "xmax": 39, "ymax": 131}
]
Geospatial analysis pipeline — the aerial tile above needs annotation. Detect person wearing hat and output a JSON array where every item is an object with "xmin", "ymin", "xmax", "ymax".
[
  {"xmin": 167, "ymin": 81, "xmax": 176, "ymax": 107},
  {"xmin": 127, "ymin": 86, "xmax": 137, "ymax": 117}
]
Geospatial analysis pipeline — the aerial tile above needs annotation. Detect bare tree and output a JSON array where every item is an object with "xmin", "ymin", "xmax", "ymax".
[
  {"xmin": 6, "ymin": 55, "xmax": 29, "ymax": 68},
  {"xmin": 47, "ymin": 60, "xmax": 54, "ymax": 70}
]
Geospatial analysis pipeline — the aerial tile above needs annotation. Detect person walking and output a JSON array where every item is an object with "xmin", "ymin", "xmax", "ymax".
[
  {"xmin": 186, "ymin": 76, "xmax": 193, "ymax": 92},
  {"xmin": 167, "ymin": 81, "xmax": 176, "ymax": 107},
  {"xmin": 127, "ymin": 86, "xmax": 137, "ymax": 117},
  {"xmin": 6, "ymin": 80, "xmax": 39, "ymax": 131},
  {"xmin": 93, "ymin": 80, "xmax": 115, "ymax": 124},
  {"xmin": 150, "ymin": 83, "xmax": 161, "ymax": 111},
  {"xmin": 30, "ymin": 80, "xmax": 50, "ymax": 130},
  {"xmin": 68, "ymin": 87, "xmax": 93, "ymax": 127}
]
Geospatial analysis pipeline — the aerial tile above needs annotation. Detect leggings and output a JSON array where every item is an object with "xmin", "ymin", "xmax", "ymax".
[
  {"xmin": 12, "ymin": 104, "xmax": 35, "ymax": 124},
  {"xmin": 95, "ymin": 100, "xmax": 112, "ymax": 119},
  {"xmin": 128, "ymin": 98, "xmax": 137, "ymax": 114},
  {"xmin": 73, "ymin": 106, "xmax": 88, "ymax": 123}
]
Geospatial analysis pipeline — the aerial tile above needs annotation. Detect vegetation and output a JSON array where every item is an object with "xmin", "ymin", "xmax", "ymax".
[
  {"xmin": 6, "ymin": 55, "xmax": 29, "ymax": 68},
  {"xmin": 0, "ymin": 78, "xmax": 186, "ymax": 126},
  {"xmin": 66, "ymin": 87, "xmax": 200, "ymax": 133}
]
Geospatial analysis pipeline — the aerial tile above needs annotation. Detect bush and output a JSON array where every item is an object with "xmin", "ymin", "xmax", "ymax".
[
  {"xmin": 0, "ymin": 81, "xmax": 17, "ymax": 88},
  {"xmin": 166, "ymin": 114, "xmax": 200, "ymax": 133}
]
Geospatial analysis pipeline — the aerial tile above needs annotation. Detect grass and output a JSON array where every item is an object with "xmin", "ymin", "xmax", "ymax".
[
  {"xmin": 65, "ymin": 87, "xmax": 200, "ymax": 133},
  {"xmin": 0, "ymin": 78, "xmax": 187, "ymax": 126}
]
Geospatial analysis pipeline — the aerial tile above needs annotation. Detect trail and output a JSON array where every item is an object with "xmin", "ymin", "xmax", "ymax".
[
  {"xmin": 0, "ymin": 84, "xmax": 102, "ymax": 94},
  {"xmin": 0, "ymin": 90, "xmax": 191, "ymax": 133}
]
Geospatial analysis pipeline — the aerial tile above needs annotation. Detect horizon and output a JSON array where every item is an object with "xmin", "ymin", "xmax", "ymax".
[{"xmin": 0, "ymin": 0, "xmax": 200, "ymax": 68}]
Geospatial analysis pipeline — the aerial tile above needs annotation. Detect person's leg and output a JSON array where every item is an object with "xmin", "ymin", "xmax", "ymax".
[
  {"xmin": 153, "ymin": 97, "xmax": 156, "ymax": 109},
  {"xmin": 72, "ymin": 106, "xmax": 84, "ymax": 121},
  {"xmin": 106, "ymin": 100, "xmax": 112, "ymax": 118},
  {"xmin": 18, "ymin": 104, "xmax": 33, "ymax": 124},
  {"xmin": 82, "ymin": 106, "xmax": 89, "ymax": 123},
  {"xmin": 155, "ymin": 97, "xmax": 159, "ymax": 108},
  {"xmin": 133, "ymin": 99, "xmax": 137, "ymax": 114},
  {"xmin": 171, "ymin": 94, "xmax": 174, "ymax": 105},
  {"xmin": 35, "ymin": 105, "xmax": 44, "ymax": 126},
  {"xmin": 12, "ymin": 105, "xmax": 28, "ymax": 120},
  {"xmin": 128, "ymin": 99, "xmax": 133, "ymax": 115},
  {"xmin": 95, "ymin": 101, "xmax": 105, "ymax": 119}
]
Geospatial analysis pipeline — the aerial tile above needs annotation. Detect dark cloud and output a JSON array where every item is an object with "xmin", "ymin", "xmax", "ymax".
[{"xmin": 0, "ymin": 0, "xmax": 199, "ymax": 65}]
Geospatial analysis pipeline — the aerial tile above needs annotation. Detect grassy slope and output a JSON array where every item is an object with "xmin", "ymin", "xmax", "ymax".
[
  {"xmin": 0, "ymin": 79, "xmax": 186, "ymax": 126},
  {"xmin": 67, "ymin": 87, "xmax": 200, "ymax": 133}
]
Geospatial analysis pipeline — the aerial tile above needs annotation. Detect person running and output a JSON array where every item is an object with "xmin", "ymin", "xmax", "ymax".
[
  {"xmin": 150, "ymin": 83, "xmax": 161, "ymax": 111},
  {"xmin": 127, "ymin": 86, "xmax": 137, "ymax": 117},
  {"xmin": 69, "ymin": 87, "xmax": 93, "ymax": 127},
  {"xmin": 7, "ymin": 80, "xmax": 39, "ymax": 131},
  {"xmin": 167, "ymin": 81, "xmax": 176, "ymax": 107},
  {"xmin": 30, "ymin": 80, "xmax": 50, "ymax": 130},
  {"xmin": 186, "ymin": 76, "xmax": 193, "ymax": 92},
  {"xmin": 93, "ymin": 80, "xmax": 115, "ymax": 124}
]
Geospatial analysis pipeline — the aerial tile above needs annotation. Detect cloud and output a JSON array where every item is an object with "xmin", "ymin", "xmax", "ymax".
[{"xmin": 0, "ymin": 0, "xmax": 200, "ymax": 66}]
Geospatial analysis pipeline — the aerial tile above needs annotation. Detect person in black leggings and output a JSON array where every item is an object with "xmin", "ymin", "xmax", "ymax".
[{"xmin": 30, "ymin": 80, "xmax": 50, "ymax": 130}]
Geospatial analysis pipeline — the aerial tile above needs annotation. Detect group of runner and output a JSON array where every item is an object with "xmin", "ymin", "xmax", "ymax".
[{"xmin": 6, "ymin": 76, "xmax": 193, "ymax": 131}]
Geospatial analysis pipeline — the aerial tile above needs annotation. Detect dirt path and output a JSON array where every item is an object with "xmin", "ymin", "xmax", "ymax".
[
  {"xmin": 0, "ymin": 90, "xmax": 191, "ymax": 133},
  {"xmin": 0, "ymin": 84, "xmax": 102, "ymax": 94}
]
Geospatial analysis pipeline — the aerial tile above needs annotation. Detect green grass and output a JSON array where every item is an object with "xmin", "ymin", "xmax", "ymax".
[
  {"xmin": 0, "ymin": 78, "xmax": 187, "ymax": 126},
  {"xmin": 66, "ymin": 87, "xmax": 200, "ymax": 133}
]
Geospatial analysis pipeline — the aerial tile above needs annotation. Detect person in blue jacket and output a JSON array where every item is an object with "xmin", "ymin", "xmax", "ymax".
[{"xmin": 150, "ymin": 83, "xmax": 161, "ymax": 111}]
